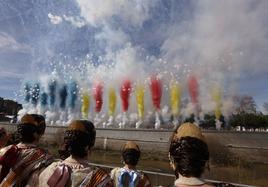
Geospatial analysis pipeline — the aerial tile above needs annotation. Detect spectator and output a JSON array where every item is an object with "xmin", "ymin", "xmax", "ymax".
[
  {"xmin": 0, "ymin": 114, "xmax": 52, "ymax": 186},
  {"xmin": 37, "ymin": 120, "xmax": 114, "ymax": 187},
  {"xmin": 111, "ymin": 141, "xmax": 151, "ymax": 187},
  {"xmin": 169, "ymin": 123, "xmax": 213, "ymax": 187}
]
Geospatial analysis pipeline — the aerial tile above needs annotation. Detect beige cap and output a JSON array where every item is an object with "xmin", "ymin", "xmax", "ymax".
[
  {"xmin": 68, "ymin": 120, "xmax": 87, "ymax": 133},
  {"xmin": 21, "ymin": 114, "xmax": 44, "ymax": 126},
  {"xmin": 122, "ymin": 141, "xmax": 140, "ymax": 152},
  {"xmin": 172, "ymin": 123, "xmax": 206, "ymax": 142}
]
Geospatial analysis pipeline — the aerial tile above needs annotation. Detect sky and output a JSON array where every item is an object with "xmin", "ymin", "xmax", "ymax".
[{"xmin": 0, "ymin": 0, "xmax": 268, "ymax": 112}]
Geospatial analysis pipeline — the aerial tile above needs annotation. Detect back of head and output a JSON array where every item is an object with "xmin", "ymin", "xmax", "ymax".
[
  {"xmin": 169, "ymin": 123, "xmax": 209, "ymax": 178},
  {"xmin": 0, "ymin": 128, "xmax": 8, "ymax": 148},
  {"xmin": 0, "ymin": 128, "xmax": 7, "ymax": 139},
  {"xmin": 17, "ymin": 114, "xmax": 46, "ymax": 143},
  {"xmin": 59, "ymin": 120, "xmax": 96, "ymax": 159},
  {"xmin": 122, "ymin": 141, "xmax": 141, "ymax": 166}
]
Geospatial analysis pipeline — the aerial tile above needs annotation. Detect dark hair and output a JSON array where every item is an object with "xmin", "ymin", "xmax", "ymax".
[
  {"xmin": 17, "ymin": 114, "xmax": 46, "ymax": 143},
  {"xmin": 30, "ymin": 114, "xmax": 46, "ymax": 134},
  {"xmin": 169, "ymin": 136, "xmax": 209, "ymax": 178},
  {"xmin": 58, "ymin": 120, "xmax": 96, "ymax": 159},
  {"xmin": 6, "ymin": 132, "xmax": 20, "ymax": 145},
  {"xmin": 122, "ymin": 148, "xmax": 141, "ymax": 166},
  {"xmin": 0, "ymin": 128, "xmax": 7, "ymax": 139}
]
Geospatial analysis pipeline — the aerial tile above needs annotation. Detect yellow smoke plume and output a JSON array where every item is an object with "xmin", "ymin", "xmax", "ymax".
[
  {"xmin": 108, "ymin": 87, "xmax": 116, "ymax": 116},
  {"xmin": 136, "ymin": 84, "xmax": 145, "ymax": 118},
  {"xmin": 81, "ymin": 93, "xmax": 90, "ymax": 119},
  {"xmin": 212, "ymin": 86, "xmax": 222, "ymax": 120},
  {"xmin": 170, "ymin": 82, "xmax": 181, "ymax": 116}
]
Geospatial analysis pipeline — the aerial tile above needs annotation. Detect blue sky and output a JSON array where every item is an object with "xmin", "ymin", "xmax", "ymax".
[{"xmin": 0, "ymin": 0, "xmax": 267, "ymax": 111}]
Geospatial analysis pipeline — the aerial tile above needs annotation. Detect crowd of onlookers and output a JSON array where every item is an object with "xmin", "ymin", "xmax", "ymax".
[{"xmin": 0, "ymin": 114, "xmax": 234, "ymax": 187}]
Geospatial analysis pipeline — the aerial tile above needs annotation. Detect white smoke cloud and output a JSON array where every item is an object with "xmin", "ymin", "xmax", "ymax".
[
  {"xmin": 21, "ymin": 0, "xmax": 268, "ymax": 124},
  {"xmin": 160, "ymin": 0, "xmax": 268, "ymax": 115},
  {"xmin": 161, "ymin": 0, "xmax": 268, "ymax": 77},
  {"xmin": 76, "ymin": 0, "xmax": 158, "ymax": 27}
]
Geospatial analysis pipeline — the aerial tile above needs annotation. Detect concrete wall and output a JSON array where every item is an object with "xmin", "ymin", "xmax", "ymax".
[{"xmin": 1, "ymin": 123, "xmax": 267, "ymax": 163}]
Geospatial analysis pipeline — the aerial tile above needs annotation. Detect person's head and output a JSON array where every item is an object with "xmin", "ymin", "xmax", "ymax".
[
  {"xmin": 169, "ymin": 123, "xmax": 209, "ymax": 178},
  {"xmin": 17, "ymin": 114, "xmax": 46, "ymax": 143},
  {"xmin": 58, "ymin": 120, "xmax": 96, "ymax": 159},
  {"xmin": 0, "ymin": 127, "xmax": 8, "ymax": 148},
  {"xmin": 121, "ymin": 141, "xmax": 141, "ymax": 167}
]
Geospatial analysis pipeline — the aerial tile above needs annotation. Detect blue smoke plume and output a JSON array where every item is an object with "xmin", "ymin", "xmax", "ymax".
[
  {"xmin": 48, "ymin": 80, "xmax": 57, "ymax": 108},
  {"xmin": 59, "ymin": 84, "xmax": 68, "ymax": 109},
  {"xmin": 24, "ymin": 83, "xmax": 31, "ymax": 103},
  {"xmin": 40, "ymin": 92, "xmax": 48, "ymax": 107},
  {"xmin": 68, "ymin": 81, "xmax": 77, "ymax": 109},
  {"xmin": 31, "ymin": 83, "xmax": 40, "ymax": 106}
]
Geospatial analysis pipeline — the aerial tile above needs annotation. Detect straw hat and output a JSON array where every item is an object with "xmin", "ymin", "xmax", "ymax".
[
  {"xmin": 21, "ymin": 114, "xmax": 45, "ymax": 127},
  {"xmin": 172, "ymin": 123, "xmax": 206, "ymax": 142},
  {"xmin": 122, "ymin": 141, "xmax": 140, "ymax": 152}
]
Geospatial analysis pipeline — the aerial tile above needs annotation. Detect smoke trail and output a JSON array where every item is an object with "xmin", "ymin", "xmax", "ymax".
[
  {"xmin": 93, "ymin": 82, "xmax": 103, "ymax": 113},
  {"xmin": 108, "ymin": 87, "xmax": 116, "ymax": 116},
  {"xmin": 40, "ymin": 92, "xmax": 48, "ymax": 107},
  {"xmin": 81, "ymin": 93, "xmax": 90, "ymax": 119},
  {"xmin": 150, "ymin": 75, "xmax": 162, "ymax": 110},
  {"xmin": 68, "ymin": 81, "xmax": 77, "ymax": 109},
  {"xmin": 24, "ymin": 83, "xmax": 31, "ymax": 103},
  {"xmin": 170, "ymin": 81, "xmax": 181, "ymax": 116},
  {"xmin": 120, "ymin": 79, "xmax": 132, "ymax": 112},
  {"xmin": 212, "ymin": 86, "xmax": 222, "ymax": 120},
  {"xmin": 59, "ymin": 84, "xmax": 68, "ymax": 109},
  {"xmin": 31, "ymin": 83, "xmax": 40, "ymax": 106},
  {"xmin": 48, "ymin": 80, "xmax": 57, "ymax": 108},
  {"xmin": 188, "ymin": 75, "xmax": 199, "ymax": 104},
  {"xmin": 135, "ymin": 84, "xmax": 145, "ymax": 119}
]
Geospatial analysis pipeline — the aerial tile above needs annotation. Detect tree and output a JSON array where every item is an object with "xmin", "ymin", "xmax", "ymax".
[
  {"xmin": 183, "ymin": 113, "xmax": 195, "ymax": 123},
  {"xmin": 229, "ymin": 113, "xmax": 267, "ymax": 130},
  {"xmin": 263, "ymin": 102, "xmax": 268, "ymax": 115},
  {"xmin": 233, "ymin": 95, "xmax": 257, "ymax": 114}
]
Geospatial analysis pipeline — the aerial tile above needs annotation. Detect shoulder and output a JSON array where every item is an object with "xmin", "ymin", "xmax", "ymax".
[
  {"xmin": 38, "ymin": 161, "xmax": 63, "ymax": 187},
  {"xmin": 81, "ymin": 167, "xmax": 114, "ymax": 187},
  {"xmin": 111, "ymin": 167, "xmax": 121, "ymax": 174},
  {"xmin": 137, "ymin": 171, "xmax": 151, "ymax": 187},
  {"xmin": 34, "ymin": 147, "xmax": 51, "ymax": 156},
  {"xmin": 40, "ymin": 161, "xmax": 62, "ymax": 177},
  {"xmin": 110, "ymin": 167, "xmax": 121, "ymax": 179},
  {"xmin": 0, "ymin": 145, "xmax": 14, "ymax": 157}
]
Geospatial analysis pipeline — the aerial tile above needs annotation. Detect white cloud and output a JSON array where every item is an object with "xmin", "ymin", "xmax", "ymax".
[
  {"xmin": 48, "ymin": 13, "xmax": 63, "ymax": 24},
  {"xmin": 0, "ymin": 71, "xmax": 24, "ymax": 79},
  {"xmin": 0, "ymin": 32, "xmax": 30, "ymax": 53},
  {"xmin": 62, "ymin": 15, "xmax": 86, "ymax": 28}
]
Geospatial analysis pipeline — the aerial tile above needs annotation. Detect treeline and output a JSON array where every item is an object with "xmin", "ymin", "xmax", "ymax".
[
  {"xmin": 183, "ymin": 113, "xmax": 268, "ymax": 130},
  {"xmin": 228, "ymin": 113, "xmax": 268, "ymax": 130}
]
